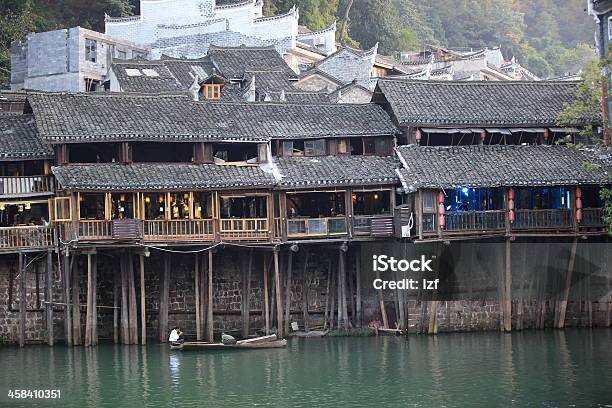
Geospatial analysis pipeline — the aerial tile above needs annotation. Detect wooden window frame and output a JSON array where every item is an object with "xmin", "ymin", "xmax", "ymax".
[
  {"xmin": 54, "ymin": 197, "xmax": 72, "ymax": 222},
  {"xmin": 203, "ymin": 84, "xmax": 222, "ymax": 100}
]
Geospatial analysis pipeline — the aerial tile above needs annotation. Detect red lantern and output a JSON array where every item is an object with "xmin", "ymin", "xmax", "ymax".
[
  {"xmin": 415, "ymin": 129, "xmax": 422, "ymax": 145},
  {"xmin": 437, "ymin": 191, "xmax": 445, "ymax": 229},
  {"xmin": 575, "ymin": 187, "xmax": 582, "ymax": 223},
  {"xmin": 508, "ymin": 188, "xmax": 515, "ymax": 224}
]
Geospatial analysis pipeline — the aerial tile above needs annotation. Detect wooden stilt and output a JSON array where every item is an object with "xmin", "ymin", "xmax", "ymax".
[
  {"xmin": 347, "ymin": 250, "xmax": 355, "ymax": 326},
  {"xmin": 263, "ymin": 253, "xmax": 270, "ymax": 335},
  {"xmin": 113, "ymin": 267, "xmax": 119, "ymax": 344},
  {"xmin": 376, "ymin": 265, "xmax": 389, "ymax": 329},
  {"xmin": 301, "ymin": 247, "xmax": 310, "ymax": 332},
  {"xmin": 503, "ymin": 239, "xmax": 512, "ymax": 332},
  {"xmin": 62, "ymin": 251, "xmax": 72, "ymax": 346},
  {"xmin": 339, "ymin": 247, "xmax": 349, "ymax": 330},
  {"xmin": 242, "ymin": 249, "xmax": 253, "ymax": 337},
  {"xmin": 355, "ymin": 245, "xmax": 362, "ymax": 327},
  {"xmin": 19, "ymin": 252, "xmax": 25, "ymax": 348},
  {"xmin": 323, "ymin": 257, "xmax": 331, "ymax": 330},
  {"xmin": 284, "ymin": 250, "xmax": 293, "ymax": 335},
  {"xmin": 85, "ymin": 253, "xmax": 93, "ymax": 347},
  {"xmin": 557, "ymin": 238, "xmax": 578, "ymax": 328},
  {"xmin": 206, "ymin": 250, "xmax": 213, "ymax": 341},
  {"xmin": 92, "ymin": 253, "xmax": 98, "ymax": 346},
  {"xmin": 140, "ymin": 254, "xmax": 146, "ymax": 345},
  {"xmin": 159, "ymin": 253, "xmax": 170, "ymax": 343},
  {"xmin": 128, "ymin": 252, "xmax": 137, "ymax": 345},
  {"xmin": 72, "ymin": 255, "xmax": 81, "ymax": 346},
  {"xmin": 329, "ymin": 262, "xmax": 336, "ymax": 330},
  {"xmin": 46, "ymin": 250, "xmax": 54, "ymax": 346},
  {"xmin": 195, "ymin": 253, "xmax": 201, "ymax": 341},
  {"xmin": 274, "ymin": 248, "xmax": 283, "ymax": 338},
  {"xmin": 121, "ymin": 254, "xmax": 129, "ymax": 344},
  {"xmin": 199, "ymin": 254, "xmax": 206, "ymax": 339}
]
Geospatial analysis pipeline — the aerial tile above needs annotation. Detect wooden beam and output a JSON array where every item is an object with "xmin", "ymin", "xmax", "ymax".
[
  {"xmin": 140, "ymin": 254, "xmax": 146, "ymax": 344},
  {"xmin": 195, "ymin": 253, "xmax": 201, "ymax": 341},
  {"xmin": 19, "ymin": 252, "xmax": 25, "ymax": 348},
  {"xmin": 274, "ymin": 248, "xmax": 283, "ymax": 338},
  {"xmin": 46, "ymin": 250, "xmax": 54, "ymax": 346},
  {"xmin": 284, "ymin": 250, "xmax": 293, "ymax": 335},
  {"xmin": 263, "ymin": 253, "xmax": 270, "ymax": 335},
  {"xmin": 128, "ymin": 252, "xmax": 137, "ymax": 345},
  {"xmin": 72, "ymin": 255, "xmax": 81, "ymax": 346},
  {"xmin": 121, "ymin": 254, "xmax": 129, "ymax": 344},
  {"xmin": 159, "ymin": 253, "xmax": 170, "ymax": 343},
  {"xmin": 206, "ymin": 250, "xmax": 214, "ymax": 341},
  {"xmin": 62, "ymin": 251, "xmax": 72, "ymax": 346},
  {"xmin": 557, "ymin": 238, "xmax": 578, "ymax": 328}
]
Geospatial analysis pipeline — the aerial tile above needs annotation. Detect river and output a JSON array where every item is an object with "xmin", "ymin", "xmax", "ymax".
[{"xmin": 1, "ymin": 329, "xmax": 610, "ymax": 407}]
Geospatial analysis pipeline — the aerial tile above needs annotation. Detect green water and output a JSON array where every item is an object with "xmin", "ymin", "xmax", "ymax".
[{"xmin": 1, "ymin": 329, "xmax": 611, "ymax": 407}]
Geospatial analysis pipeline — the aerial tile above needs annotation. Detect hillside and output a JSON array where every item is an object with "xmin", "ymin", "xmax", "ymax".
[{"xmin": 0, "ymin": 0, "xmax": 597, "ymax": 83}]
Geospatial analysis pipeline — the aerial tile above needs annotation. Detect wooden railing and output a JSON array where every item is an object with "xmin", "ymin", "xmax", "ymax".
[
  {"xmin": 0, "ymin": 176, "xmax": 54, "ymax": 196},
  {"xmin": 353, "ymin": 215, "xmax": 394, "ymax": 236},
  {"xmin": 512, "ymin": 209, "xmax": 573, "ymax": 230},
  {"xmin": 78, "ymin": 220, "xmax": 112, "ymax": 240},
  {"xmin": 0, "ymin": 226, "xmax": 54, "ymax": 249},
  {"xmin": 580, "ymin": 208, "xmax": 606, "ymax": 227},
  {"xmin": 444, "ymin": 210, "xmax": 506, "ymax": 232},
  {"xmin": 422, "ymin": 213, "xmax": 437, "ymax": 233},
  {"xmin": 143, "ymin": 219, "xmax": 214, "ymax": 241},
  {"xmin": 219, "ymin": 218, "xmax": 269, "ymax": 240},
  {"xmin": 287, "ymin": 217, "xmax": 348, "ymax": 238}
]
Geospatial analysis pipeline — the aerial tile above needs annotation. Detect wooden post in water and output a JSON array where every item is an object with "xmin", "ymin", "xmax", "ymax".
[
  {"xmin": 284, "ymin": 249, "xmax": 293, "ymax": 335},
  {"xmin": 72, "ymin": 255, "xmax": 81, "ymax": 346},
  {"xmin": 199, "ymin": 254, "xmax": 206, "ymax": 339},
  {"xmin": 302, "ymin": 247, "xmax": 310, "ymax": 332},
  {"xmin": 206, "ymin": 250, "xmax": 214, "ymax": 341},
  {"xmin": 274, "ymin": 247, "xmax": 283, "ymax": 338},
  {"xmin": 242, "ymin": 249, "xmax": 253, "ymax": 337},
  {"xmin": 557, "ymin": 238, "xmax": 578, "ymax": 328},
  {"xmin": 159, "ymin": 253, "xmax": 170, "ymax": 343},
  {"xmin": 140, "ymin": 254, "xmax": 146, "ymax": 345},
  {"xmin": 113, "ymin": 267, "xmax": 119, "ymax": 344},
  {"xmin": 323, "ymin": 257, "xmax": 331, "ymax": 330},
  {"xmin": 46, "ymin": 250, "xmax": 54, "ymax": 346},
  {"xmin": 376, "ymin": 265, "xmax": 389, "ymax": 329},
  {"xmin": 19, "ymin": 252, "xmax": 25, "ymax": 348},
  {"xmin": 339, "ymin": 246, "xmax": 349, "ymax": 330},
  {"xmin": 355, "ymin": 245, "xmax": 362, "ymax": 328},
  {"xmin": 128, "ymin": 252, "xmax": 137, "ymax": 345},
  {"xmin": 62, "ymin": 251, "xmax": 72, "ymax": 346},
  {"xmin": 121, "ymin": 254, "xmax": 129, "ymax": 344},
  {"xmin": 503, "ymin": 239, "xmax": 512, "ymax": 332},
  {"xmin": 85, "ymin": 252, "xmax": 93, "ymax": 347},
  {"xmin": 92, "ymin": 253, "xmax": 98, "ymax": 345},
  {"xmin": 195, "ymin": 253, "xmax": 201, "ymax": 341},
  {"xmin": 263, "ymin": 253, "xmax": 270, "ymax": 335}
]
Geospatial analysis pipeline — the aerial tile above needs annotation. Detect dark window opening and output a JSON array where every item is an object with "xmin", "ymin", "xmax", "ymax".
[
  {"xmin": 79, "ymin": 193, "xmax": 105, "ymax": 220},
  {"xmin": 132, "ymin": 142, "xmax": 194, "ymax": 163},
  {"xmin": 169, "ymin": 192, "xmax": 190, "ymax": 219},
  {"xmin": 423, "ymin": 132, "xmax": 477, "ymax": 146},
  {"xmin": 516, "ymin": 187, "xmax": 571, "ymax": 210},
  {"xmin": 0, "ymin": 161, "xmax": 44, "ymax": 176},
  {"xmin": 581, "ymin": 186, "xmax": 603, "ymax": 208},
  {"xmin": 349, "ymin": 138, "xmax": 363, "ymax": 155},
  {"xmin": 110, "ymin": 193, "xmax": 133, "ymax": 219},
  {"xmin": 353, "ymin": 191, "xmax": 391, "ymax": 215},
  {"xmin": 85, "ymin": 39, "xmax": 97, "ymax": 62},
  {"xmin": 84, "ymin": 78, "xmax": 100, "ymax": 92},
  {"xmin": 282, "ymin": 140, "xmax": 305, "ymax": 157},
  {"xmin": 69, "ymin": 143, "xmax": 120, "ymax": 163},
  {"xmin": 220, "ymin": 196, "xmax": 267, "ymax": 218},
  {"xmin": 286, "ymin": 192, "xmax": 345, "ymax": 218},
  {"xmin": 0, "ymin": 202, "xmax": 49, "ymax": 227},
  {"xmin": 193, "ymin": 192, "xmax": 213, "ymax": 219},
  {"xmin": 213, "ymin": 143, "xmax": 258, "ymax": 162},
  {"xmin": 144, "ymin": 193, "xmax": 166, "ymax": 220},
  {"xmin": 443, "ymin": 188, "xmax": 504, "ymax": 212}
]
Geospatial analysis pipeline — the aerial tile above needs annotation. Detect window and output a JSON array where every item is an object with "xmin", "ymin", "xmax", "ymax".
[
  {"xmin": 421, "ymin": 191, "xmax": 436, "ymax": 213},
  {"xmin": 55, "ymin": 197, "xmax": 72, "ymax": 221},
  {"xmin": 142, "ymin": 69, "xmax": 160, "ymax": 77},
  {"xmin": 143, "ymin": 193, "xmax": 166, "ymax": 220},
  {"xmin": 337, "ymin": 139, "xmax": 349, "ymax": 155},
  {"xmin": 282, "ymin": 140, "xmax": 305, "ymax": 157},
  {"xmin": 304, "ymin": 139, "xmax": 326, "ymax": 156},
  {"xmin": 85, "ymin": 39, "xmax": 97, "ymax": 63},
  {"xmin": 125, "ymin": 68, "xmax": 142, "ymax": 77},
  {"xmin": 116, "ymin": 50, "xmax": 127, "ymax": 59},
  {"xmin": 79, "ymin": 193, "xmax": 105, "ymax": 220},
  {"xmin": 204, "ymin": 84, "xmax": 222, "ymax": 100}
]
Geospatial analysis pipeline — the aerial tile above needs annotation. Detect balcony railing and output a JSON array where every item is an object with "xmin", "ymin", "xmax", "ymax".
[
  {"xmin": 0, "ymin": 176, "xmax": 54, "ymax": 196},
  {"xmin": 79, "ymin": 220, "xmax": 112, "ymax": 240},
  {"xmin": 287, "ymin": 217, "xmax": 347, "ymax": 238},
  {"xmin": 445, "ymin": 210, "xmax": 506, "ymax": 232},
  {"xmin": 0, "ymin": 226, "xmax": 54, "ymax": 250},
  {"xmin": 353, "ymin": 215, "xmax": 394, "ymax": 237},
  {"xmin": 143, "ymin": 219, "xmax": 214, "ymax": 241},
  {"xmin": 580, "ymin": 208, "xmax": 606, "ymax": 227},
  {"xmin": 512, "ymin": 209, "xmax": 573, "ymax": 230},
  {"xmin": 219, "ymin": 218, "xmax": 269, "ymax": 240}
]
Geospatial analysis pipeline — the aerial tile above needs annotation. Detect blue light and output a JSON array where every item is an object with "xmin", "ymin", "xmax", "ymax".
[{"xmin": 461, "ymin": 187, "xmax": 469, "ymax": 195}]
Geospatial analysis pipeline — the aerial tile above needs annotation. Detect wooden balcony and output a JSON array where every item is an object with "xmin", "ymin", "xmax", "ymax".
[
  {"xmin": 79, "ymin": 220, "xmax": 112, "ymax": 240},
  {"xmin": 219, "ymin": 218, "xmax": 269, "ymax": 240},
  {"xmin": 0, "ymin": 226, "xmax": 55, "ymax": 250},
  {"xmin": 512, "ymin": 209, "xmax": 573, "ymax": 231},
  {"xmin": 353, "ymin": 215, "xmax": 394, "ymax": 237},
  {"xmin": 143, "ymin": 219, "xmax": 214, "ymax": 241},
  {"xmin": 445, "ymin": 210, "xmax": 506, "ymax": 233},
  {"xmin": 287, "ymin": 217, "xmax": 348, "ymax": 238},
  {"xmin": 580, "ymin": 208, "xmax": 606, "ymax": 227},
  {"xmin": 0, "ymin": 176, "xmax": 54, "ymax": 197}
]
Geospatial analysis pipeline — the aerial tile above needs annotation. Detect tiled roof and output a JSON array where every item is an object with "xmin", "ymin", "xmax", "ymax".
[
  {"xmin": 0, "ymin": 114, "xmax": 52, "ymax": 160},
  {"xmin": 162, "ymin": 57, "xmax": 216, "ymax": 87},
  {"xmin": 27, "ymin": 93, "xmax": 398, "ymax": 143},
  {"xmin": 208, "ymin": 45, "xmax": 297, "ymax": 80},
  {"xmin": 395, "ymin": 144, "xmax": 612, "ymax": 192},
  {"xmin": 375, "ymin": 79, "xmax": 600, "ymax": 127},
  {"xmin": 111, "ymin": 61, "xmax": 185, "ymax": 93},
  {"xmin": 52, "ymin": 163, "xmax": 276, "ymax": 191},
  {"xmin": 274, "ymin": 155, "xmax": 400, "ymax": 188}
]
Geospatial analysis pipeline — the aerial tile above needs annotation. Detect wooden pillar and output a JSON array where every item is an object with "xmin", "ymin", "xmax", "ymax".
[
  {"xmin": 301, "ymin": 247, "xmax": 310, "ymax": 332},
  {"xmin": 128, "ymin": 252, "xmax": 137, "ymax": 344},
  {"xmin": 376, "ymin": 265, "xmax": 389, "ymax": 329},
  {"xmin": 263, "ymin": 253, "xmax": 270, "ymax": 335},
  {"xmin": 92, "ymin": 253, "xmax": 98, "ymax": 345},
  {"xmin": 503, "ymin": 239, "xmax": 512, "ymax": 332},
  {"xmin": 428, "ymin": 301, "xmax": 439, "ymax": 334},
  {"xmin": 324, "ymin": 258, "xmax": 332, "ymax": 330},
  {"xmin": 355, "ymin": 245, "xmax": 362, "ymax": 328},
  {"xmin": 19, "ymin": 252, "xmax": 25, "ymax": 348},
  {"xmin": 274, "ymin": 248, "xmax": 283, "ymax": 338},
  {"xmin": 121, "ymin": 254, "xmax": 129, "ymax": 344},
  {"xmin": 140, "ymin": 254, "xmax": 146, "ymax": 344},
  {"xmin": 557, "ymin": 238, "xmax": 578, "ymax": 328},
  {"xmin": 62, "ymin": 251, "xmax": 72, "ymax": 346},
  {"xmin": 113, "ymin": 267, "xmax": 119, "ymax": 344},
  {"xmin": 242, "ymin": 249, "xmax": 253, "ymax": 337},
  {"xmin": 199, "ymin": 254, "xmax": 206, "ymax": 340},
  {"xmin": 72, "ymin": 255, "xmax": 81, "ymax": 346},
  {"xmin": 85, "ymin": 253, "xmax": 93, "ymax": 347},
  {"xmin": 284, "ymin": 250, "xmax": 293, "ymax": 335},
  {"xmin": 206, "ymin": 250, "xmax": 214, "ymax": 341},
  {"xmin": 46, "ymin": 250, "xmax": 54, "ymax": 346},
  {"xmin": 195, "ymin": 253, "xmax": 201, "ymax": 341},
  {"xmin": 158, "ymin": 253, "xmax": 170, "ymax": 343},
  {"xmin": 339, "ymin": 246, "xmax": 349, "ymax": 330}
]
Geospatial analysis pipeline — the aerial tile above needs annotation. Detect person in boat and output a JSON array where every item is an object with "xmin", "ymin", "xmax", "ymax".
[
  {"xmin": 169, "ymin": 326, "xmax": 184, "ymax": 344},
  {"xmin": 221, "ymin": 332, "xmax": 237, "ymax": 345}
]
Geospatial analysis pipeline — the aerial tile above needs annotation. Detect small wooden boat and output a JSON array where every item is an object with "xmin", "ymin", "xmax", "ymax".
[{"xmin": 170, "ymin": 334, "xmax": 287, "ymax": 351}]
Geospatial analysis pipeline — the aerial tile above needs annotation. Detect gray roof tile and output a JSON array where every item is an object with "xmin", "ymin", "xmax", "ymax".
[{"xmin": 0, "ymin": 114, "xmax": 52, "ymax": 160}]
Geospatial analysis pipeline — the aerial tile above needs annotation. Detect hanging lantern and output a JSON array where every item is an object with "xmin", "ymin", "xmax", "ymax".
[
  {"xmin": 25, "ymin": 202, "xmax": 31, "ymax": 210},
  {"xmin": 575, "ymin": 187, "xmax": 582, "ymax": 223},
  {"xmin": 415, "ymin": 129, "xmax": 422, "ymax": 145},
  {"xmin": 508, "ymin": 188, "xmax": 515, "ymax": 224},
  {"xmin": 145, "ymin": 196, "xmax": 151, "ymax": 204},
  {"xmin": 158, "ymin": 195, "xmax": 164, "ymax": 204},
  {"xmin": 437, "ymin": 191, "xmax": 445, "ymax": 229},
  {"xmin": 120, "ymin": 194, "xmax": 126, "ymax": 202}
]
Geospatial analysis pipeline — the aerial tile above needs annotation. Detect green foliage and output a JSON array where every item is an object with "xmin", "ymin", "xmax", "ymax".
[{"xmin": 600, "ymin": 187, "xmax": 612, "ymax": 230}]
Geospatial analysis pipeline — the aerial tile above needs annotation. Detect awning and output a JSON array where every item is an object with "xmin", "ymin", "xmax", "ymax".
[
  {"xmin": 509, "ymin": 128, "xmax": 546, "ymax": 133},
  {"xmin": 421, "ymin": 128, "xmax": 483, "ymax": 134},
  {"xmin": 548, "ymin": 127, "xmax": 580, "ymax": 133},
  {"xmin": 485, "ymin": 128, "xmax": 512, "ymax": 135}
]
